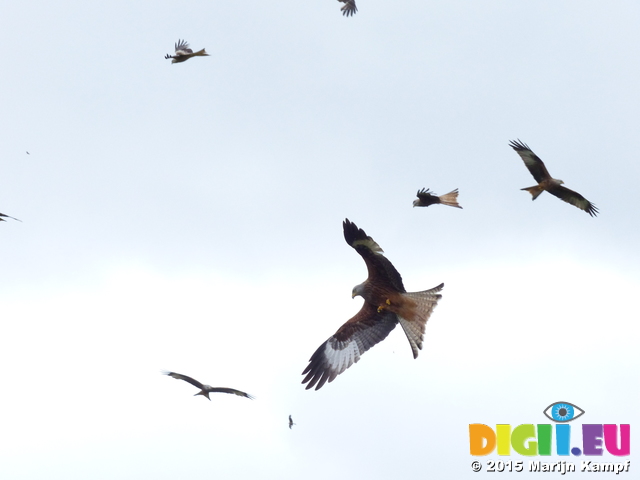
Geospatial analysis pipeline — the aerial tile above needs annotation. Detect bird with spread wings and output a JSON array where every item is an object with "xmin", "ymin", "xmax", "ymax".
[
  {"xmin": 301, "ymin": 219, "xmax": 443, "ymax": 390},
  {"xmin": 164, "ymin": 39, "xmax": 209, "ymax": 64},
  {"xmin": 510, "ymin": 140, "xmax": 598, "ymax": 216},
  {"xmin": 413, "ymin": 188, "xmax": 462, "ymax": 209},
  {"xmin": 338, "ymin": 0, "xmax": 357, "ymax": 17},
  {"xmin": 163, "ymin": 371, "xmax": 254, "ymax": 400}
]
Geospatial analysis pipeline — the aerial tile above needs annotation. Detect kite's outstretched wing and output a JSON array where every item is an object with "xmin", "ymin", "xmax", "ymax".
[
  {"xmin": 302, "ymin": 303, "xmax": 398, "ymax": 390},
  {"xmin": 0, "ymin": 213, "xmax": 21, "ymax": 222},
  {"xmin": 175, "ymin": 39, "xmax": 193, "ymax": 54},
  {"xmin": 206, "ymin": 387, "xmax": 254, "ymax": 399},
  {"xmin": 547, "ymin": 185, "xmax": 599, "ymax": 217},
  {"xmin": 509, "ymin": 139, "xmax": 552, "ymax": 183},
  {"xmin": 339, "ymin": 0, "xmax": 357, "ymax": 17},
  {"xmin": 343, "ymin": 219, "xmax": 405, "ymax": 292},
  {"xmin": 163, "ymin": 371, "xmax": 205, "ymax": 389}
]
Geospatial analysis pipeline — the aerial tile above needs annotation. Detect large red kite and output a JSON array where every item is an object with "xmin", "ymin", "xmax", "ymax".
[
  {"xmin": 163, "ymin": 371, "xmax": 254, "ymax": 400},
  {"xmin": 413, "ymin": 188, "xmax": 462, "ymax": 209},
  {"xmin": 510, "ymin": 140, "xmax": 598, "ymax": 216},
  {"xmin": 165, "ymin": 39, "xmax": 209, "ymax": 64},
  {"xmin": 338, "ymin": 0, "xmax": 357, "ymax": 17},
  {"xmin": 301, "ymin": 219, "xmax": 443, "ymax": 390}
]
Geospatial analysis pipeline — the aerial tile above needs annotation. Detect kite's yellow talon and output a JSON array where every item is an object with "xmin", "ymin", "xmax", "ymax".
[
  {"xmin": 386, "ymin": 299, "xmax": 391, "ymax": 305},
  {"xmin": 377, "ymin": 305, "xmax": 385, "ymax": 313}
]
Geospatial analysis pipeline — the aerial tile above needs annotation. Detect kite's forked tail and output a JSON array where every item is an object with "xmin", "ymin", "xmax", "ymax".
[
  {"xmin": 193, "ymin": 48, "xmax": 210, "ymax": 57},
  {"xmin": 439, "ymin": 189, "xmax": 463, "ymax": 209},
  {"xmin": 521, "ymin": 185, "xmax": 544, "ymax": 200},
  {"xmin": 397, "ymin": 283, "xmax": 444, "ymax": 359}
]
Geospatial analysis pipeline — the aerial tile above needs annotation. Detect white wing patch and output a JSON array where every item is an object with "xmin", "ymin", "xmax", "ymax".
[
  {"xmin": 325, "ymin": 337, "xmax": 362, "ymax": 376},
  {"xmin": 302, "ymin": 313, "xmax": 398, "ymax": 390}
]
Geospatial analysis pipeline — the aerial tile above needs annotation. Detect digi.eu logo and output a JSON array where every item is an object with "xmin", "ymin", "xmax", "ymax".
[{"xmin": 469, "ymin": 401, "xmax": 630, "ymax": 457}]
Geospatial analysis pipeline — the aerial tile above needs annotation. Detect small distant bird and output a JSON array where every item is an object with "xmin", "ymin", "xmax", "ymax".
[
  {"xmin": 162, "ymin": 371, "xmax": 254, "ymax": 400},
  {"xmin": 165, "ymin": 39, "xmax": 209, "ymax": 64},
  {"xmin": 26, "ymin": 151, "xmax": 30, "ymax": 155},
  {"xmin": 510, "ymin": 140, "xmax": 598, "ymax": 217},
  {"xmin": 0, "ymin": 213, "xmax": 21, "ymax": 222},
  {"xmin": 301, "ymin": 219, "xmax": 443, "ymax": 390},
  {"xmin": 413, "ymin": 188, "xmax": 462, "ymax": 209},
  {"xmin": 338, "ymin": 0, "xmax": 357, "ymax": 16},
  {"xmin": 289, "ymin": 415, "xmax": 296, "ymax": 429}
]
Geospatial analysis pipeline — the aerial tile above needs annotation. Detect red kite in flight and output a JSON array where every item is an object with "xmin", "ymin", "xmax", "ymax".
[
  {"xmin": 0, "ymin": 213, "xmax": 21, "ymax": 222},
  {"xmin": 301, "ymin": 219, "xmax": 443, "ymax": 390},
  {"xmin": 163, "ymin": 371, "xmax": 254, "ymax": 400},
  {"xmin": 338, "ymin": 0, "xmax": 357, "ymax": 16},
  {"xmin": 165, "ymin": 39, "xmax": 209, "ymax": 64},
  {"xmin": 413, "ymin": 188, "xmax": 462, "ymax": 209},
  {"xmin": 289, "ymin": 415, "xmax": 296, "ymax": 429},
  {"xmin": 510, "ymin": 140, "xmax": 598, "ymax": 216}
]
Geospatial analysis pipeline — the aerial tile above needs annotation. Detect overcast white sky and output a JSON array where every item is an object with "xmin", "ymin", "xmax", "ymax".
[{"xmin": 1, "ymin": 1, "xmax": 638, "ymax": 478}]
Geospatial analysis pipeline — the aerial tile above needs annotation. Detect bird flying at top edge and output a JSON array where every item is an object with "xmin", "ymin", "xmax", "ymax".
[
  {"xmin": 413, "ymin": 188, "xmax": 462, "ymax": 209},
  {"xmin": 289, "ymin": 415, "xmax": 296, "ymax": 429},
  {"xmin": 162, "ymin": 371, "xmax": 254, "ymax": 400},
  {"xmin": 509, "ymin": 140, "xmax": 598, "ymax": 217},
  {"xmin": 164, "ymin": 39, "xmax": 209, "ymax": 64},
  {"xmin": 301, "ymin": 219, "xmax": 444, "ymax": 391},
  {"xmin": 338, "ymin": 0, "xmax": 357, "ymax": 16},
  {"xmin": 0, "ymin": 213, "xmax": 21, "ymax": 222}
]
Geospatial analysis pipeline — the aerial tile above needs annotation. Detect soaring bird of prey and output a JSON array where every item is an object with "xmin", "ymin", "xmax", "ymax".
[
  {"xmin": 413, "ymin": 188, "xmax": 462, "ymax": 209},
  {"xmin": 0, "ymin": 213, "xmax": 21, "ymax": 222},
  {"xmin": 338, "ymin": 0, "xmax": 357, "ymax": 16},
  {"xmin": 289, "ymin": 415, "xmax": 296, "ymax": 429},
  {"xmin": 301, "ymin": 219, "xmax": 444, "ymax": 390},
  {"xmin": 510, "ymin": 140, "xmax": 598, "ymax": 216},
  {"xmin": 164, "ymin": 39, "xmax": 209, "ymax": 64},
  {"xmin": 162, "ymin": 371, "xmax": 254, "ymax": 400}
]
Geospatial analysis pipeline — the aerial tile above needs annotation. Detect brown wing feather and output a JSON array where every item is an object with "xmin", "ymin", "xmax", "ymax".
[
  {"xmin": 206, "ymin": 387, "xmax": 254, "ymax": 399},
  {"xmin": 415, "ymin": 188, "xmax": 441, "ymax": 207},
  {"xmin": 509, "ymin": 140, "xmax": 552, "ymax": 183},
  {"xmin": 175, "ymin": 39, "xmax": 193, "ymax": 54},
  {"xmin": 301, "ymin": 303, "xmax": 398, "ymax": 390},
  {"xmin": 339, "ymin": 0, "xmax": 357, "ymax": 16},
  {"xmin": 0, "ymin": 213, "xmax": 21, "ymax": 222},
  {"xmin": 343, "ymin": 219, "xmax": 405, "ymax": 293},
  {"xmin": 163, "ymin": 371, "xmax": 205, "ymax": 389},
  {"xmin": 546, "ymin": 185, "xmax": 598, "ymax": 217}
]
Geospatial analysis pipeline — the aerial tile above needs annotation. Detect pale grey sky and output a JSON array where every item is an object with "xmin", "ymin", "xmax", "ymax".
[{"xmin": 1, "ymin": 1, "xmax": 638, "ymax": 479}]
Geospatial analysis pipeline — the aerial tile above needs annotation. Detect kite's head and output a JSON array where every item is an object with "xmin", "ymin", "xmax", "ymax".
[
  {"xmin": 352, "ymin": 283, "xmax": 365, "ymax": 299},
  {"xmin": 412, "ymin": 199, "xmax": 420, "ymax": 208}
]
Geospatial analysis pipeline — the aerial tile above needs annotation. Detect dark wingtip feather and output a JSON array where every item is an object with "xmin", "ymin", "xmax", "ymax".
[
  {"xmin": 509, "ymin": 139, "xmax": 530, "ymax": 151},
  {"xmin": 343, "ymin": 218, "xmax": 368, "ymax": 247}
]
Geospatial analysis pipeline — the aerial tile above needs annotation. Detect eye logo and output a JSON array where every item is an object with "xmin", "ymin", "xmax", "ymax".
[{"xmin": 543, "ymin": 401, "xmax": 585, "ymax": 423}]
